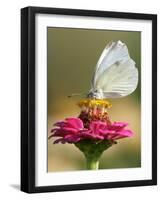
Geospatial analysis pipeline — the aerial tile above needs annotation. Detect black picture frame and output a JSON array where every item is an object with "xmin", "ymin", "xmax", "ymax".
[{"xmin": 21, "ymin": 6, "xmax": 157, "ymax": 193}]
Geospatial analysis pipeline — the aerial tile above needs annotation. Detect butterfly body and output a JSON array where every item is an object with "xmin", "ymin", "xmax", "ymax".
[{"xmin": 87, "ymin": 88, "xmax": 104, "ymax": 99}]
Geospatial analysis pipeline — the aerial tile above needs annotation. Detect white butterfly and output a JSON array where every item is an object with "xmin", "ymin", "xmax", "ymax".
[{"xmin": 87, "ymin": 40, "xmax": 138, "ymax": 99}]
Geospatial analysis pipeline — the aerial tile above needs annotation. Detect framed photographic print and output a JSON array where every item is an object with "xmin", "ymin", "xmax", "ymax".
[{"xmin": 21, "ymin": 6, "xmax": 157, "ymax": 193}]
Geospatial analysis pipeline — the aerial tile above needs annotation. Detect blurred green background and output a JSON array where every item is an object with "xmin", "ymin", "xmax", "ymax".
[{"xmin": 47, "ymin": 27, "xmax": 141, "ymax": 172}]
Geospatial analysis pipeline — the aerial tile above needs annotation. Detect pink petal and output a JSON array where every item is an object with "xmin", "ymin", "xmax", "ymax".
[
  {"xmin": 61, "ymin": 127, "xmax": 80, "ymax": 133},
  {"xmin": 66, "ymin": 118, "xmax": 84, "ymax": 129},
  {"xmin": 112, "ymin": 122, "xmax": 128, "ymax": 129},
  {"xmin": 51, "ymin": 128, "xmax": 60, "ymax": 133},
  {"xmin": 54, "ymin": 121, "xmax": 67, "ymax": 127},
  {"xmin": 119, "ymin": 129, "xmax": 134, "ymax": 137},
  {"xmin": 54, "ymin": 138, "xmax": 66, "ymax": 144},
  {"xmin": 113, "ymin": 122, "xmax": 128, "ymax": 126},
  {"xmin": 64, "ymin": 135, "xmax": 81, "ymax": 143},
  {"xmin": 89, "ymin": 121, "xmax": 106, "ymax": 134},
  {"xmin": 110, "ymin": 130, "xmax": 134, "ymax": 140},
  {"xmin": 79, "ymin": 130, "xmax": 104, "ymax": 140}
]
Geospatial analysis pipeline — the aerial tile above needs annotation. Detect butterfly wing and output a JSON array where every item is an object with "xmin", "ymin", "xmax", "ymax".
[
  {"xmin": 92, "ymin": 40, "xmax": 130, "ymax": 86},
  {"xmin": 92, "ymin": 41, "xmax": 138, "ymax": 98}
]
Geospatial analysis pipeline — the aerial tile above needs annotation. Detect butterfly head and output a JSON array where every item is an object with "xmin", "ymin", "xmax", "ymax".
[{"xmin": 87, "ymin": 88, "xmax": 104, "ymax": 99}]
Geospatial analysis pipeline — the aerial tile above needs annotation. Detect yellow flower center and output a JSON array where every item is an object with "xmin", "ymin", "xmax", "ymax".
[
  {"xmin": 77, "ymin": 99, "xmax": 112, "ymax": 127},
  {"xmin": 77, "ymin": 99, "xmax": 112, "ymax": 109}
]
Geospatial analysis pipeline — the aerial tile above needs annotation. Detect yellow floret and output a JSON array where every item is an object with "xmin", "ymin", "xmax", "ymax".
[{"xmin": 77, "ymin": 99, "xmax": 112, "ymax": 108}]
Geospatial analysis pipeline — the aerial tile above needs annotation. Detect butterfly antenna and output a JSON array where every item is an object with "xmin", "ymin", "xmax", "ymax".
[{"xmin": 67, "ymin": 93, "xmax": 86, "ymax": 98}]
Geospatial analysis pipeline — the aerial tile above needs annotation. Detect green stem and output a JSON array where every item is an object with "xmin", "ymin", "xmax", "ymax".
[
  {"xmin": 75, "ymin": 139, "xmax": 115, "ymax": 170},
  {"xmin": 86, "ymin": 158, "xmax": 99, "ymax": 170}
]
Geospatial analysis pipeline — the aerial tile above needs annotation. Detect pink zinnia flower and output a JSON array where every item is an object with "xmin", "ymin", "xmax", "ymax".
[{"xmin": 49, "ymin": 117, "xmax": 133, "ymax": 144}]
